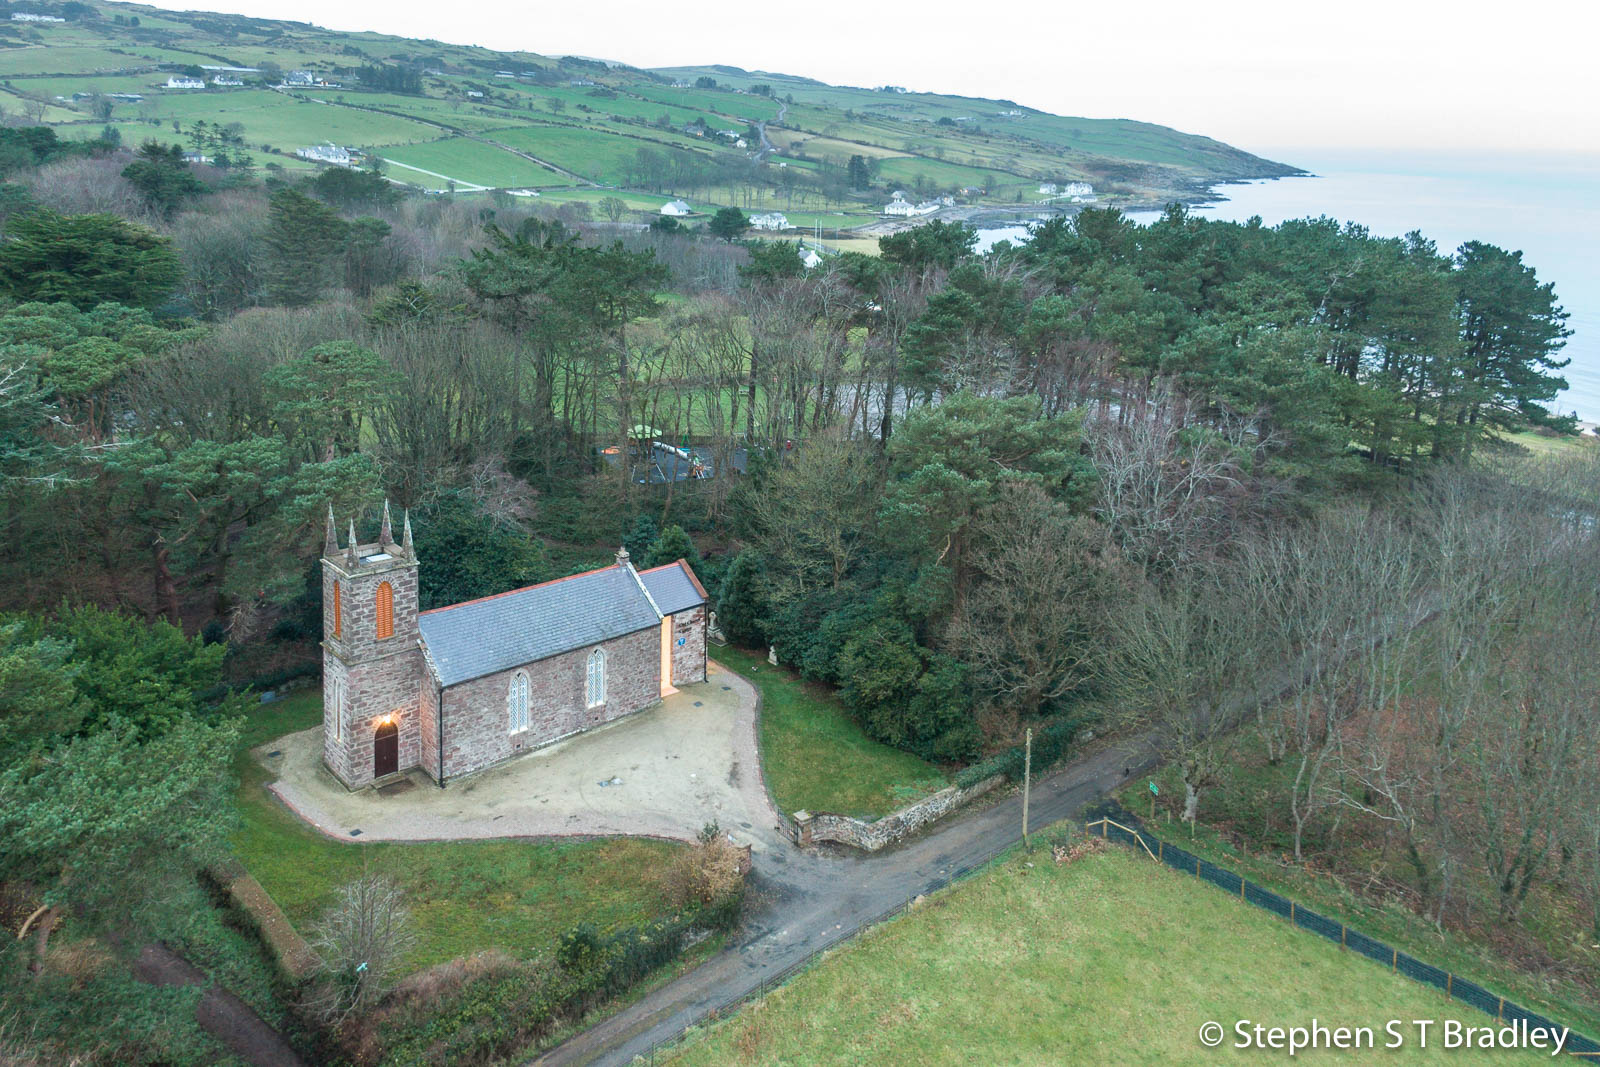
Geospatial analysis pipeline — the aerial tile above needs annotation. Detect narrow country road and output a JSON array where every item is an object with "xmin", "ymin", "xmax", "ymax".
[
  {"xmin": 752, "ymin": 101, "xmax": 787, "ymax": 162},
  {"xmin": 534, "ymin": 732, "xmax": 1155, "ymax": 1066}
]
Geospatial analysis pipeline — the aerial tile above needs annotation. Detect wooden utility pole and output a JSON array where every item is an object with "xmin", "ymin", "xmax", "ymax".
[{"xmin": 1022, "ymin": 728, "xmax": 1032, "ymax": 851}]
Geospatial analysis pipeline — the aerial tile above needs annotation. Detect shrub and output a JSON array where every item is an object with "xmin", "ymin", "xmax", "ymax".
[{"xmin": 664, "ymin": 833, "xmax": 749, "ymax": 912}]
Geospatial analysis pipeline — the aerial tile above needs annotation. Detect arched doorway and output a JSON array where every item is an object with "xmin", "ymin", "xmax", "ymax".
[{"xmin": 373, "ymin": 720, "xmax": 399, "ymax": 778}]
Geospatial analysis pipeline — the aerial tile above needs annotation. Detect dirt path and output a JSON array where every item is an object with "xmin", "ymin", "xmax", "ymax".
[
  {"xmin": 131, "ymin": 942, "xmax": 307, "ymax": 1067},
  {"xmin": 533, "ymin": 732, "xmax": 1156, "ymax": 1066}
]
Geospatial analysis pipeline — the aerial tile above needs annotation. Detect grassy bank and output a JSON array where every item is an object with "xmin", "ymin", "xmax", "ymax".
[
  {"xmin": 713, "ymin": 645, "xmax": 946, "ymax": 820},
  {"xmin": 230, "ymin": 692, "xmax": 687, "ymax": 973},
  {"xmin": 670, "ymin": 845, "xmax": 1533, "ymax": 1065}
]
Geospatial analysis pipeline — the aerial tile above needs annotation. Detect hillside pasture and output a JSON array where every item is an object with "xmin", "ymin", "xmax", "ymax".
[{"xmin": 376, "ymin": 135, "xmax": 577, "ymax": 189}]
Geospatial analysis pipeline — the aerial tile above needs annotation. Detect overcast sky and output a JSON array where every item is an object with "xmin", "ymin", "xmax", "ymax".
[{"xmin": 142, "ymin": 0, "xmax": 1598, "ymax": 157}]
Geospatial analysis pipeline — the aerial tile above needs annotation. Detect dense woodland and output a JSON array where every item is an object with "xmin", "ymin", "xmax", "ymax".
[{"xmin": 1, "ymin": 122, "xmax": 1596, "ymax": 1062}]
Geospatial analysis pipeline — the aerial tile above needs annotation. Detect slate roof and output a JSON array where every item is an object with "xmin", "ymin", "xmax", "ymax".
[
  {"xmin": 417, "ymin": 564, "xmax": 660, "ymax": 687},
  {"xmin": 639, "ymin": 560, "xmax": 709, "ymax": 615}
]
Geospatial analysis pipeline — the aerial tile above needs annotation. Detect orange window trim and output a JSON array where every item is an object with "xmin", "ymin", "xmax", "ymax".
[
  {"xmin": 332, "ymin": 581, "xmax": 342, "ymax": 637},
  {"xmin": 376, "ymin": 581, "xmax": 394, "ymax": 640}
]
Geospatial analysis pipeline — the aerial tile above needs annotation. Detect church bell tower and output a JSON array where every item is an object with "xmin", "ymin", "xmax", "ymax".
[{"xmin": 321, "ymin": 502, "xmax": 423, "ymax": 788}]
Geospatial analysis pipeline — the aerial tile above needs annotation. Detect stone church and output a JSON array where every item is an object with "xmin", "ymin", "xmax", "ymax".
[{"xmin": 320, "ymin": 504, "xmax": 708, "ymax": 789}]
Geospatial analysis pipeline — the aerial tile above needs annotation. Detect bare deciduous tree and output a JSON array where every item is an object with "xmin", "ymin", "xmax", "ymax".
[
  {"xmin": 949, "ymin": 482, "xmax": 1120, "ymax": 719},
  {"xmin": 307, "ymin": 872, "xmax": 417, "ymax": 1022}
]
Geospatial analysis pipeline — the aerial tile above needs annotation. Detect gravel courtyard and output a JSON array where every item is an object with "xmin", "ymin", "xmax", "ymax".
[{"xmin": 256, "ymin": 661, "xmax": 787, "ymax": 853}]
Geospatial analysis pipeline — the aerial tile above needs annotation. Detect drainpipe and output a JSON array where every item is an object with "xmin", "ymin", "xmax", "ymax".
[{"xmin": 436, "ymin": 680, "xmax": 445, "ymax": 788}]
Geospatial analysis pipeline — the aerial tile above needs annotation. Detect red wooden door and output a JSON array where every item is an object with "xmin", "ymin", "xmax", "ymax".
[{"xmin": 373, "ymin": 721, "xmax": 399, "ymax": 778}]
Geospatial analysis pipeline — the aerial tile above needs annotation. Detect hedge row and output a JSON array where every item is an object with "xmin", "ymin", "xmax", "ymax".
[{"xmin": 953, "ymin": 714, "xmax": 1093, "ymax": 790}]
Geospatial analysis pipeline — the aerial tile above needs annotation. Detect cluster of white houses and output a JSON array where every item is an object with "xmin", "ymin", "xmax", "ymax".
[
  {"xmin": 883, "ymin": 192, "xmax": 942, "ymax": 217},
  {"xmin": 319, "ymin": 505, "xmax": 708, "ymax": 789},
  {"xmin": 297, "ymin": 143, "xmax": 356, "ymax": 166},
  {"xmin": 1039, "ymin": 181, "xmax": 1096, "ymax": 202}
]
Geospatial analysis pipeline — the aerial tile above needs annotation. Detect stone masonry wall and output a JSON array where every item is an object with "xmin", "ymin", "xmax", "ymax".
[
  {"xmin": 805, "ymin": 774, "xmax": 1007, "ymax": 851},
  {"xmin": 417, "ymin": 668, "xmax": 440, "ymax": 783},
  {"xmin": 439, "ymin": 626, "xmax": 660, "ymax": 781},
  {"xmin": 670, "ymin": 606, "xmax": 706, "ymax": 687},
  {"xmin": 324, "ymin": 649, "xmax": 424, "ymax": 788}
]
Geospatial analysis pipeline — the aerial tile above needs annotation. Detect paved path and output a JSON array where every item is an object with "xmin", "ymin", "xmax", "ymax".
[
  {"xmin": 259, "ymin": 664, "xmax": 785, "ymax": 853},
  {"xmin": 534, "ymin": 731, "xmax": 1157, "ymax": 1066}
]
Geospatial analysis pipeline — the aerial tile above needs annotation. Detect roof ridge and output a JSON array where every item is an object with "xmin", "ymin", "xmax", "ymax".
[{"xmin": 418, "ymin": 562, "xmax": 621, "ymax": 617}]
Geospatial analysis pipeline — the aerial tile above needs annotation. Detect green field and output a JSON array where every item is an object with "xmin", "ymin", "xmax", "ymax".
[
  {"xmin": 376, "ymin": 135, "xmax": 576, "ymax": 189},
  {"xmin": 670, "ymin": 846, "xmax": 1545, "ymax": 1065},
  {"xmin": 484, "ymin": 123, "xmax": 699, "ymax": 184},
  {"xmin": 232, "ymin": 691, "xmax": 684, "ymax": 972},
  {"xmin": 715, "ymin": 645, "xmax": 945, "ymax": 820}
]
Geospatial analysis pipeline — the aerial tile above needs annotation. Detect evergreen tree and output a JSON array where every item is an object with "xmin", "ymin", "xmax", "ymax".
[
  {"xmin": 643, "ymin": 523, "xmax": 700, "ymax": 570},
  {"xmin": 715, "ymin": 550, "xmax": 768, "ymax": 647},
  {"xmin": 0, "ymin": 210, "xmax": 181, "ymax": 310},
  {"xmin": 262, "ymin": 188, "xmax": 349, "ymax": 306}
]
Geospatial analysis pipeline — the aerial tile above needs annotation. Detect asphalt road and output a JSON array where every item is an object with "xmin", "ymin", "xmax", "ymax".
[{"xmin": 535, "ymin": 732, "xmax": 1157, "ymax": 1066}]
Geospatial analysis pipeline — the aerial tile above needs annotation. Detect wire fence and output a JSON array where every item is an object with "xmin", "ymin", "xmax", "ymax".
[{"xmin": 1088, "ymin": 809, "xmax": 1600, "ymax": 1058}]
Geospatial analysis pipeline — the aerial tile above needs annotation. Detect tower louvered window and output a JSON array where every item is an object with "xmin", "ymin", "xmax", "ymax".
[
  {"xmin": 508, "ymin": 671, "xmax": 530, "ymax": 733},
  {"xmin": 332, "ymin": 582, "xmax": 342, "ymax": 637},
  {"xmin": 375, "ymin": 581, "xmax": 394, "ymax": 640}
]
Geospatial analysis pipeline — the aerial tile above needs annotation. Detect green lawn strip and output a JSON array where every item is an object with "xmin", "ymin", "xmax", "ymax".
[
  {"xmin": 230, "ymin": 694, "xmax": 685, "ymax": 974},
  {"xmin": 714, "ymin": 644, "xmax": 945, "ymax": 820},
  {"xmin": 1112, "ymin": 775, "xmax": 1600, "ymax": 1041},
  {"xmin": 670, "ymin": 846, "xmax": 1531, "ymax": 1065}
]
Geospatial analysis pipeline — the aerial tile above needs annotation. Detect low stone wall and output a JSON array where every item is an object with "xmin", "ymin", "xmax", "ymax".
[
  {"xmin": 795, "ymin": 773, "xmax": 1007, "ymax": 852},
  {"xmin": 214, "ymin": 867, "xmax": 318, "ymax": 981}
]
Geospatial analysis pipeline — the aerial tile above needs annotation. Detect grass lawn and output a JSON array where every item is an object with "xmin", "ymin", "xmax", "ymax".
[
  {"xmin": 1495, "ymin": 427, "xmax": 1596, "ymax": 457},
  {"xmin": 670, "ymin": 846, "xmax": 1539, "ymax": 1065},
  {"xmin": 230, "ymin": 690, "xmax": 686, "ymax": 974},
  {"xmin": 713, "ymin": 645, "xmax": 945, "ymax": 821}
]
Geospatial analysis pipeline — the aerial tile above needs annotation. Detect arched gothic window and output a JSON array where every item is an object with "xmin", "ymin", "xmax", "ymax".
[
  {"xmin": 508, "ymin": 670, "xmax": 530, "ymax": 733},
  {"xmin": 586, "ymin": 648, "xmax": 606, "ymax": 708},
  {"xmin": 375, "ymin": 581, "xmax": 394, "ymax": 640},
  {"xmin": 331, "ymin": 677, "xmax": 344, "ymax": 742}
]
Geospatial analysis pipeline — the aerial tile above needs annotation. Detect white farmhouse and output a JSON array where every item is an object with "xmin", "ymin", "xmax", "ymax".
[
  {"xmin": 749, "ymin": 212, "xmax": 788, "ymax": 231},
  {"xmin": 800, "ymin": 249, "xmax": 822, "ymax": 269},
  {"xmin": 164, "ymin": 76, "xmax": 206, "ymax": 90},
  {"xmin": 1063, "ymin": 181, "xmax": 1094, "ymax": 197},
  {"xmin": 660, "ymin": 199, "xmax": 693, "ymax": 217},
  {"xmin": 211, "ymin": 75, "xmax": 243, "ymax": 87},
  {"xmin": 884, "ymin": 199, "xmax": 919, "ymax": 217},
  {"xmin": 1039, "ymin": 182, "xmax": 1058, "ymax": 195},
  {"xmin": 297, "ymin": 143, "xmax": 353, "ymax": 166}
]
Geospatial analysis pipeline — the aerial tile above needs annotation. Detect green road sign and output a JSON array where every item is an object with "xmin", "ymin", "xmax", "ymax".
[{"xmin": 1148, "ymin": 781, "xmax": 1159, "ymax": 795}]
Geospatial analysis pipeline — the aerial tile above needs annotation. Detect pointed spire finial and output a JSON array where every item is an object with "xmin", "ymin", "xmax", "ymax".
[
  {"xmin": 615, "ymin": 545, "xmax": 631, "ymax": 568},
  {"xmin": 401, "ymin": 509, "xmax": 414, "ymax": 558},
  {"xmin": 380, "ymin": 499, "xmax": 394, "ymax": 546},
  {"xmin": 324, "ymin": 503, "xmax": 337, "ymax": 556},
  {"xmin": 346, "ymin": 517, "xmax": 359, "ymax": 567}
]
